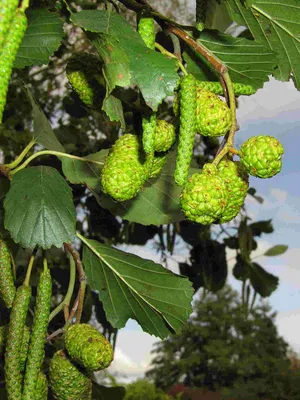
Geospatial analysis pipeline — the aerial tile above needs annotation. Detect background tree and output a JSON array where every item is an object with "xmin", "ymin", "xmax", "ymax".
[{"xmin": 147, "ymin": 285, "xmax": 295, "ymax": 400}]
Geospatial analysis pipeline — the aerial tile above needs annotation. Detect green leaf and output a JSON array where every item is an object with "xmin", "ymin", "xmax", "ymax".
[
  {"xmin": 224, "ymin": 0, "xmax": 300, "ymax": 89},
  {"xmin": 249, "ymin": 219, "xmax": 274, "ymax": 236},
  {"xmin": 91, "ymin": 34, "xmax": 131, "ymax": 94},
  {"xmin": 24, "ymin": 86, "xmax": 65, "ymax": 152},
  {"xmin": 61, "ymin": 150, "xmax": 108, "ymax": 190},
  {"xmin": 82, "ymin": 237, "xmax": 193, "ymax": 338},
  {"xmin": 233, "ymin": 254, "xmax": 251, "ymax": 281},
  {"xmin": 92, "ymin": 383, "xmax": 125, "ymax": 400},
  {"xmin": 4, "ymin": 166, "xmax": 76, "ymax": 249},
  {"xmin": 71, "ymin": 10, "xmax": 179, "ymax": 110},
  {"xmin": 102, "ymin": 95, "xmax": 126, "ymax": 130},
  {"xmin": 14, "ymin": 9, "xmax": 64, "ymax": 69},
  {"xmin": 238, "ymin": 218, "xmax": 253, "ymax": 261},
  {"xmin": 250, "ymin": 262, "xmax": 279, "ymax": 297},
  {"xmin": 188, "ymin": 30, "xmax": 276, "ymax": 89},
  {"xmin": 264, "ymin": 245, "xmax": 288, "ymax": 257},
  {"xmin": 98, "ymin": 153, "xmax": 198, "ymax": 226}
]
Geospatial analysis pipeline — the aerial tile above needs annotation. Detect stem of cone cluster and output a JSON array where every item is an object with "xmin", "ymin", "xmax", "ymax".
[
  {"xmin": 24, "ymin": 255, "xmax": 35, "ymax": 286},
  {"xmin": 48, "ymin": 256, "xmax": 76, "ymax": 323},
  {"xmin": 10, "ymin": 150, "xmax": 104, "ymax": 175},
  {"xmin": 155, "ymin": 43, "xmax": 188, "ymax": 75},
  {"xmin": 5, "ymin": 140, "xmax": 35, "ymax": 170}
]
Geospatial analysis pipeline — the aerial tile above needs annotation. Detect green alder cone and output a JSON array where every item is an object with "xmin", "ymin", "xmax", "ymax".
[
  {"xmin": 35, "ymin": 371, "xmax": 48, "ymax": 400},
  {"xmin": 142, "ymin": 114, "xmax": 157, "ymax": 158},
  {"xmin": 0, "ymin": 325, "xmax": 30, "ymax": 371},
  {"xmin": 238, "ymin": 135, "xmax": 284, "ymax": 178},
  {"xmin": 180, "ymin": 164, "xmax": 228, "ymax": 224},
  {"xmin": 4, "ymin": 284, "xmax": 31, "ymax": 400},
  {"xmin": 100, "ymin": 134, "xmax": 148, "ymax": 201},
  {"xmin": 148, "ymin": 153, "xmax": 168, "ymax": 179},
  {"xmin": 0, "ymin": 1, "xmax": 19, "ymax": 51},
  {"xmin": 0, "ymin": 8, "xmax": 27, "ymax": 123},
  {"xmin": 49, "ymin": 350, "xmax": 92, "ymax": 400},
  {"xmin": 65, "ymin": 323, "xmax": 114, "ymax": 371},
  {"xmin": 138, "ymin": 16, "xmax": 155, "ymax": 50},
  {"xmin": 23, "ymin": 265, "xmax": 52, "ymax": 400},
  {"xmin": 154, "ymin": 120, "xmax": 176, "ymax": 152},
  {"xmin": 174, "ymin": 74, "xmax": 197, "ymax": 186},
  {"xmin": 196, "ymin": 0, "xmax": 208, "ymax": 31},
  {"xmin": 196, "ymin": 88, "xmax": 232, "ymax": 137},
  {"xmin": 0, "ymin": 240, "xmax": 16, "ymax": 308},
  {"xmin": 66, "ymin": 70, "xmax": 94, "ymax": 106},
  {"xmin": 217, "ymin": 159, "xmax": 249, "ymax": 223}
]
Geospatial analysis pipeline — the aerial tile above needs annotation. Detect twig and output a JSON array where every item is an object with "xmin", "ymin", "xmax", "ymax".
[
  {"xmin": 63, "ymin": 243, "xmax": 87, "ymax": 324},
  {"xmin": 48, "ymin": 256, "xmax": 76, "ymax": 323}
]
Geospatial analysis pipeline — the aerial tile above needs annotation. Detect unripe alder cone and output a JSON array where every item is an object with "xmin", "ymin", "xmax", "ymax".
[
  {"xmin": 196, "ymin": 88, "xmax": 232, "ymax": 137},
  {"xmin": 217, "ymin": 160, "xmax": 249, "ymax": 223},
  {"xmin": 0, "ymin": 325, "xmax": 30, "ymax": 371},
  {"xmin": 154, "ymin": 120, "xmax": 176, "ymax": 152},
  {"xmin": 148, "ymin": 153, "xmax": 168, "ymax": 179},
  {"xmin": 49, "ymin": 350, "xmax": 92, "ymax": 400},
  {"xmin": 100, "ymin": 134, "xmax": 148, "ymax": 201},
  {"xmin": 65, "ymin": 323, "xmax": 114, "ymax": 371},
  {"xmin": 180, "ymin": 164, "xmax": 228, "ymax": 224},
  {"xmin": 238, "ymin": 135, "xmax": 284, "ymax": 178},
  {"xmin": 35, "ymin": 371, "xmax": 48, "ymax": 400}
]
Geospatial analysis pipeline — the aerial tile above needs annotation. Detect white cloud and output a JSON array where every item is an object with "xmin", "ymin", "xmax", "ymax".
[{"xmin": 277, "ymin": 310, "xmax": 300, "ymax": 353}]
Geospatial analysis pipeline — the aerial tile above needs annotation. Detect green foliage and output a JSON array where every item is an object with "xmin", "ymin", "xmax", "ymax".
[
  {"xmin": 23, "ymin": 264, "xmax": 52, "ymax": 399},
  {"xmin": 147, "ymin": 285, "xmax": 290, "ymax": 399},
  {"xmin": 124, "ymin": 379, "xmax": 170, "ymax": 400}
]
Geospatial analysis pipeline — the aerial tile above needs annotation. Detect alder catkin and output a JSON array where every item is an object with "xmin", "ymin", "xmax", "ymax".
[
  {"xmin": 0, "ymin": 239, "xmax": 16, "ymax": 308},
  {"xmin": 4, "ymin": 285, "xmax": 31, "ymax": 400},
  {"xmin": 174, "ymin": 74, "xmax": 197, "ymax": 186},
  {"xmin": 23, "ymin": 264, "xmax": 52, "ymax": 400}
]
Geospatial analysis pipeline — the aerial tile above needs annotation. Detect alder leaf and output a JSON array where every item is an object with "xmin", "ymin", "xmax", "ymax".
[
  {"xmin": 264, "ymin": 245, "xmax": 288, "ymax": 256},
  {"xmin": 224, "ymin": 0, "xmax": 300, "ymax": 89},
  {"xmin": 71, "ymin": 10, "xmax": 179, "ymax": 111},
  {"xmin": 15, "ymin": 9, "xmax": 64, "ymax": 68},
  {"xmin": 61, "ymin": 150, "xmax": 108, "ymax": 190},
  {"xmin": 82, "ymin": 237, "xmax": 193, "ymax": 338},
  {"xmin": 250, "ymin": 262, "xmax": 279, "ymax": 297},
  {"xmin": 186, "ymin": 30, "xmax": 276, "ymax": 89},
  {"xmin": 24, "ymin": 86, "xmax": 65, "ymax": 152},
  {"xmin": 4, "ymin": 167, "xmax": 76, "ymax": 249}
]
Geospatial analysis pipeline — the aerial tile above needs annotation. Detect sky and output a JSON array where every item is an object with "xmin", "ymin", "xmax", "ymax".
[{"xmin": 102, "ymin": 76, "xmax": 300, "ymax": 383}]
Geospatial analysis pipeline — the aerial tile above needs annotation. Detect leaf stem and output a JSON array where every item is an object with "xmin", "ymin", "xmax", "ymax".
[
  {"xmin": 10, "ymin": 150, "xmax": 104, "ymax": 175},
  {"xmin": 24, "ymin": 255, "xmax": 35, "ymax": 286},
  {"xmin": 4, "ymin": 140, "xmax": 35, "ymax": 170},
  {"xmin": 48, "ymin": 256, "xmax": 76, "ymax": 323},
  {"xmin": 155, "ymin": 42, "xmax": 187, "ymax": 75},
  {"xmin": 63, "ymin": 243, "xmax": 87, "ymax": 324}
]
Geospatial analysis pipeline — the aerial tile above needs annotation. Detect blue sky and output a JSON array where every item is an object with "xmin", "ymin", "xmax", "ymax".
[{"xmin": 104, "ymin": 77, "xmax": 300, "ymax": 382}]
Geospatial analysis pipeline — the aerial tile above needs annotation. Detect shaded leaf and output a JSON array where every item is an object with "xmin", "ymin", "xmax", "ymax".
[
  {"xmin": 250, "ymin": 219, "xmax": 274, "ymax": 236},
  {"xmin": 250, "ymin": 262, "xmax": 279, "ymax": 297},
  {"xmin": 102, "ymin": 95, "xmax": 125, "ymax": 129},
  {"xmin": 61, "ymin": 150, "xmax": 108, "ymax": 190},
  {"xmin": 92, "ymin": 382, "xmax": 125, "ymax": 400},
  {"xmin": 71, "ymin": 10, "xmax": 179, "ymax": 110},
  {"xmin": 4, "ymin": 167, "xmax": 76, "ymax": 249},
  {"xmin": 187, "ymin": 30, "xmax": 276, "ymax": 89},
  {"xmin": 264, "ymin": 245, "xmax": 288, "ymax": 257},
  {"xmin": 24, "ymin": 86, "xmax": 65, "ymax": 151},
  {"xmin": 98, "ymin": 152, "xmax": 198, "ymax": 226},
  {"xmin": 15, "ymin": 9, "xmax": 64, "ymax": 69},
  {"xmin": 82, "ymin": 237, "xmax": 193, "ymax": 338},
  {"xmin": 238, "ymin": 218, "xmax": 253, "ymax": 261},
  {"xmin": 224, "ymin": 0, "xmax": 300, "ymax": 89},
  {"xmin": 233, "ymin": 254, "xmax": 252, "ymax": 281}
]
